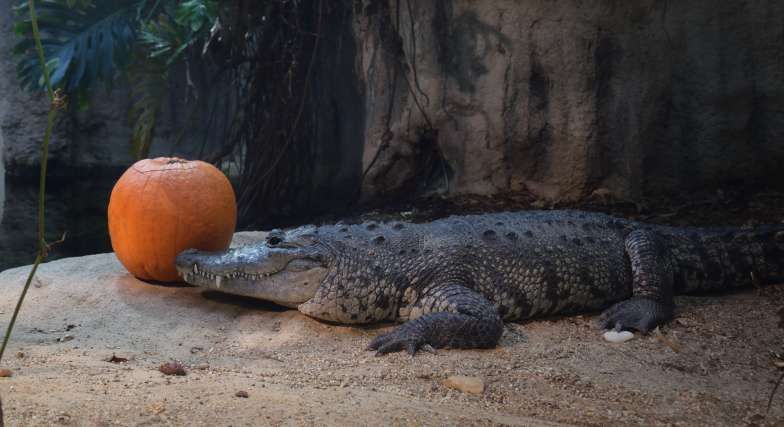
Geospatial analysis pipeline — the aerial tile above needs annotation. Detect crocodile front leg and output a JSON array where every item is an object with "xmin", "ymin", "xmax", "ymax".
[
  {"xmin": 368, "ymin": 283, "xmax": 503, "ymax": 356},
  {"xmin": 598, "ymin": 229, "xmax": 675, "ymax": 332}
]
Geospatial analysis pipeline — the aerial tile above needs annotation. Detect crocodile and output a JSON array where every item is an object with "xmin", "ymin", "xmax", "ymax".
[{"xmin": 175, "ymin": 210, "xmax": 784, "ymax": 355}]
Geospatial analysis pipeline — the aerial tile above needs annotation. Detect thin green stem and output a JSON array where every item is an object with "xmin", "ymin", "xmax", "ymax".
[
  {"xmin": 37, "ymin": 100, "xmax": 55, "ymax": 249},
  {"xmin": 0, "ymin": 255, "xmax": 42, "ymax": 361},
  {"xmin": 0, "ymin": 0, "xmax": 58, "ymax": 363},
  {"xmin": 27, "ymin": 0, "xmax": 53, "ymax": 99}
]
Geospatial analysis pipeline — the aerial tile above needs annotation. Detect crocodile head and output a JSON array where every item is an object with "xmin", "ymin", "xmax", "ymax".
[{"xmin": 175, "ymin": 227, "xmax": 330, "ymax": 308}]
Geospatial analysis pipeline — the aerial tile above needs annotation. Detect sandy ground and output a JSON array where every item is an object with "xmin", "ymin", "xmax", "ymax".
[{"xmin": 0, "ymin": 231, "xmax": 782, "ymax": 426}]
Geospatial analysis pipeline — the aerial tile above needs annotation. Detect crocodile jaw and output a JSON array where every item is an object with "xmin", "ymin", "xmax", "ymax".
[{"xmin": 175, "ymin": 245, "xmax": 327, "ymax": 308}]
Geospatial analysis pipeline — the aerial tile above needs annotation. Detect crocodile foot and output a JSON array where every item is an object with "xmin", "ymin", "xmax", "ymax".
[
  {"xmin": 367, "ymin": 324, "xmax": 430, "ymax": 356},
  {"xmin": 597, "ymin": 296, "xmax": 673, "ymax": 333}
]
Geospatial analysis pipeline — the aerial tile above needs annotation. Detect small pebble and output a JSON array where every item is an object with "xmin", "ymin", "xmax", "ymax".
[
  {"xmin": 105, "ymin": 354, "xmax": 129, "ymax": 364},
  {"xmin": 147, "ymin": 402, "xmax": 165, "ymax": 415},
  {"xmin": 159, "ymin": 362, "xmax": 187, "ymax": 376},
  {"xmin": 603, "ymin": 330, "xmax": 635, "ymax": 343},
  {"xmin": 235, "ymin": 390, "xmax": 249, "ymax": 398},
  {"xmin": 0, "ymin": 369, "xmax": 12, "ymax": 378}
]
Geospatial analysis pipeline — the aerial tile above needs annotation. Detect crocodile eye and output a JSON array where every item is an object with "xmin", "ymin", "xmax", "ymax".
[{"xmin": 268, "ymin": 236, "xmax": 282, "ymax": 246}]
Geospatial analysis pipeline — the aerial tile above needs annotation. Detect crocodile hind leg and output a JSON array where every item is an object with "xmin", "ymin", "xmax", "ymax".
[
  {"xmin": 598, "ymin": 229, "xmax": 675, "ymax": 332},
  {"xmin": 367, "ymin": 283, "xmax": 503, "ymax": 356}
]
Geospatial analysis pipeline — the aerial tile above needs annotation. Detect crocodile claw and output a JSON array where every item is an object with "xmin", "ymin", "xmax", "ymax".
[
  {"xmin": 597, "ymin": 296, "xmax": 673, "ymax": 333},
  {"xmin": 367, "ymin": 328, "xmax": 427, "ymax": 356}
]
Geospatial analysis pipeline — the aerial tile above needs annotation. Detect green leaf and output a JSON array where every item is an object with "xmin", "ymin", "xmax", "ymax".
[
  {"xmin": 137, "ymin": 0, "xmax": 215, "ymax": 66},
  {"xmin": 175, "ymin": 0, "xmax": 217, "ymax": 34},
  {"xmin": 13, "ymin": 0, "xmax": 140, "ymax": 93}
]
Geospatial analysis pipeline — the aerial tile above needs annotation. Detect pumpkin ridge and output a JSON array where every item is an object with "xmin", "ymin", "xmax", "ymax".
[{"xmin": 147, "ymin": 170, "xmax": 165, "ymax": 280}]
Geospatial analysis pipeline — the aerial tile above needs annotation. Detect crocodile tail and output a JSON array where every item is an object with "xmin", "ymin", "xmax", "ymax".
[{"xmin": 663, "ymin": 225, "xmax": 784, "ymax": 294}]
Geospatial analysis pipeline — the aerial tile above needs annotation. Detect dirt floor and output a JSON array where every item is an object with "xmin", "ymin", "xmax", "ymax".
[{"xmin": 0, "ymin": 190, "xmax": 783, "ymax": 426}]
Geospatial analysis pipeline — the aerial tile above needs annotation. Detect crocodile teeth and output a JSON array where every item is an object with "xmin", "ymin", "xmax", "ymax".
[
  {"xmin": 193, "ymin": 265, "xmax": 199, "ymax": 274},
  {"xmin": 215, "ymin": 276, "xmax": 222, "ymax": 288}
]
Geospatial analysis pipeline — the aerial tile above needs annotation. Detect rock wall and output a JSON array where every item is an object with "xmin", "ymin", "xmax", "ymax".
[{"xmin": 355, "ymin": 0, "xmax": 784, "ymax": 202}]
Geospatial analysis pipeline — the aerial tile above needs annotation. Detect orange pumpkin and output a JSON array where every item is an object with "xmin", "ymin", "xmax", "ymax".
[{"xmin": 108, "ymin": 157, "xmax": 237, "ymax": 282}]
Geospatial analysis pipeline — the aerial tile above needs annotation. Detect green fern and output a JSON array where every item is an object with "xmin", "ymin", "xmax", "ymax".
[
  {"xmin": 139, "ymin": 12, "xmax": 184, "ymax": 64},
  {"xmin": 140, "ymin": 0, "xmax": 217, "ymax": 66}
]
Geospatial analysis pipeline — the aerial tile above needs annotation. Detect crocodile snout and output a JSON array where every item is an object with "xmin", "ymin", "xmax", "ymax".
[{"xmin": 175, "ymin": 248, "xmax": 201, "ymax": 273}]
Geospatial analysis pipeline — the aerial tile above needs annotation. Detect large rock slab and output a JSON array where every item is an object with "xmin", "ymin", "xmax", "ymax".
[{"xmin": 0, "ymin": 231, "xmax": 780, "ymax": 425}]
